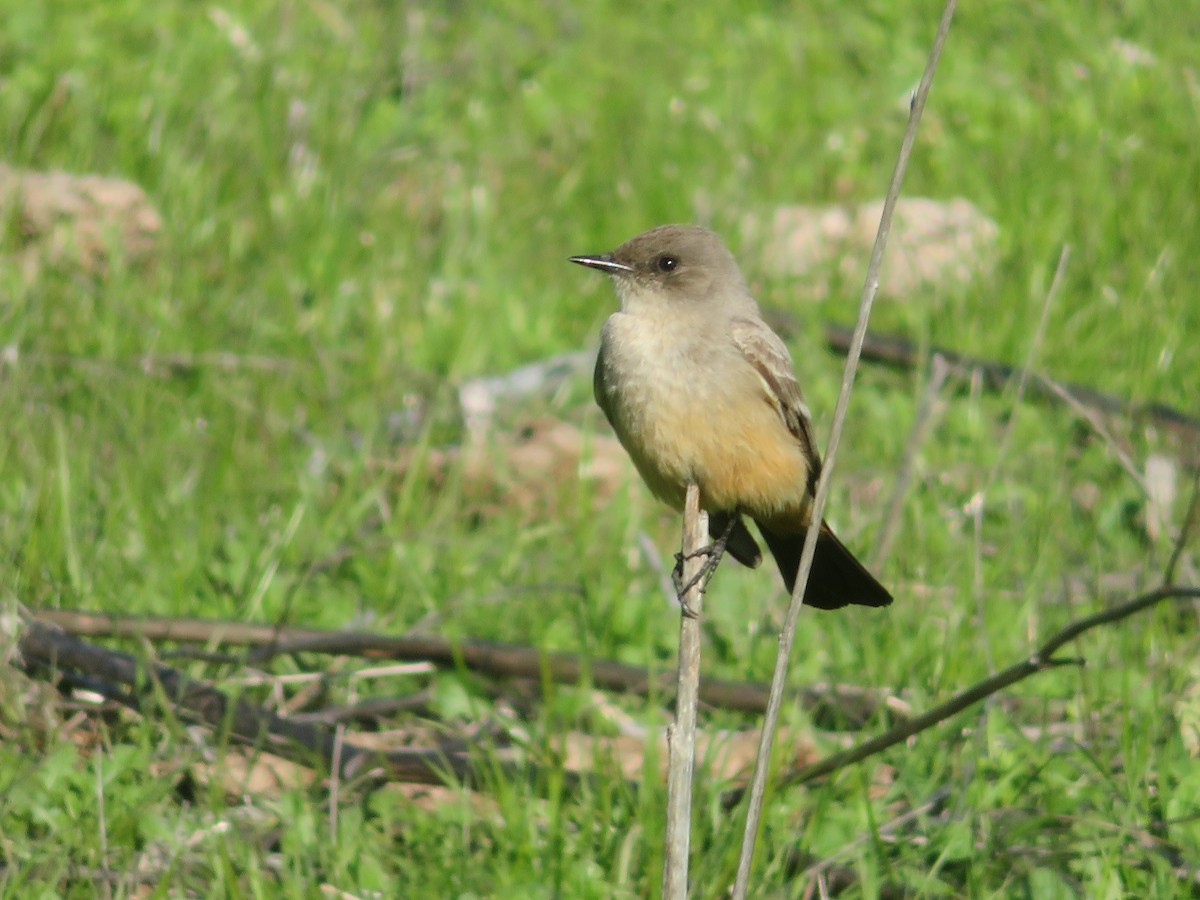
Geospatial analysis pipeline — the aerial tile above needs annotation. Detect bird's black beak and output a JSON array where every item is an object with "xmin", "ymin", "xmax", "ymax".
[{"xmin": 569, "ymin": 253, "xmax": 634, "ymax": 275}]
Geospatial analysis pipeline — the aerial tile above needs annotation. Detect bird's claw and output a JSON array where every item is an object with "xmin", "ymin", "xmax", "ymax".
[{"xmin": 671, "ymin": 527, "xmax": 734, "ymax": 614}]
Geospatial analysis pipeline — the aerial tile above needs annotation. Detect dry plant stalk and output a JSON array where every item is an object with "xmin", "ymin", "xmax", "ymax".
[
  {"xmin": 662, "ymin": 483, "xmax": 708, "ymax": 900},
  {"xmin": 969, "ymin": 246, "xmax": 1070, "ymax": 673},
  {"xmin": 871, "ymin": 352, "xmax": 950, "ymax": 568},
  {"xmin": 732, "ymin": 2, "xmax": 959, "ymax": 895}
]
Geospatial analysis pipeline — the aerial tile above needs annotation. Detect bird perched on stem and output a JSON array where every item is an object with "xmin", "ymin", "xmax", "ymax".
[{"xmin": 571, "ymin": 224, "xmax": 892, "ymax": 611}]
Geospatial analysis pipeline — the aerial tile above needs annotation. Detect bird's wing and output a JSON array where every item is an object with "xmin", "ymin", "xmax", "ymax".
[
  {"xmin": 592, "ymin": 340, "xmax": 619, "ymax": 430},
  {"xmin": 729, "ymin": 316, "xmax": 822, "ymax": 495}
]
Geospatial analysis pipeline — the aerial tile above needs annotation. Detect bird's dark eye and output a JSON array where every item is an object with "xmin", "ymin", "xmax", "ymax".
[{"xmin": 656, "ymin": 255, "xmax": 679, "ymax": 273}]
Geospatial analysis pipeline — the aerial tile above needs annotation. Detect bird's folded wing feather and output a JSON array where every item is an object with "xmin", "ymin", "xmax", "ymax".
[{"xmin": 729, "ymin": 316, "xmax": 822, "ymax": 495}]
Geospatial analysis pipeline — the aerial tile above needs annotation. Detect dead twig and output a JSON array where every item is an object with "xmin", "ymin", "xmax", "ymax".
[
  {"xmin": 662, "ymin": 484, "xmax": 709, "ymax": 899},
  {"xmin": 872, "ymin": 353, "xmax": 949, "ymax": 568},
  {"xmin": 29, "ymin": 608, "xmax": 895, "ymax": 726},
  {"xmin": 1040, "ymin": 377, "xmax": 1147, "ymax": 493},
  {"xmin": 822, "ymin": 324, "xmax": 1200, "ymax": 465},
  {"xmin": 1164, "ymin": 467, "xmax": 1200, "ymax": 586},
  {"xmin": 17, "ymin": 616, "xmax": 607, "ymax": 798},
  {"xmin": 289, "ymin": 691, "xmax": 435, "ymax": 726},
  {"xmin": 732, "ymin": 3, "xmax": 958, "ymax": 895},
  {"xmin": 722, "ymin": 584, "xmax": 1200, "ymax": 808},
  {"xmin": 969, "ymin": 245, "xmax": 1070, "ymax": 675},
  {"xmin": 789, "ymin": 785, "xmax": 952, "ymax": 895},
  {"xmin": 17, "ymin": 586, "xmax": 1199, "ymax": 819},
  {"xmin": 17, "ymin": 351, "xmax": 302, "ymax": 378}
]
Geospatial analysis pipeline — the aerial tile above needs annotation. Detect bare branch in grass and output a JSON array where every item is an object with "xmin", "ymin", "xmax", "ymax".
[
  {"xmin": 19, "ymin": 587, "xmax": 1199, "ymax": 816},
  {"xmin": 18, "ymin": 351, "xmax": 302, "ymax": 378},
  {"xmin": 30, "ymin": 607, "xmax": 896, "ymax": 725},
  {"xmin": 978, "ymin": 246, "xmax": 1071, "ymax": 500},
  {"xmin": 289, "ymin": 692, "xmax": 436, "ymax": 726},
  {"xmin": 722, "ymin": 584, "xmax": 1200, "ymax": 808},
  {"xmin": 17, "ymin": 616, "xmax": 610, "ymax": 799},
  {"xmin": 1041, "ymin": 377, "xmax": 1148, "ymax": 494},
  {"xmin": 790, "ymin": 784, "xmax": 952, "ymax": 893},
  {"xmin": 821, "ymin": 324, "xmax": 1200, "ymax": 464}
]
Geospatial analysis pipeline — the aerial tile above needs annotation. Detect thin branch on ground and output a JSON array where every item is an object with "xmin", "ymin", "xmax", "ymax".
[
  {"xmin": 977, "ymin": 247, "xmax": 1070, "ymax": 499},
  {"xmin": 288, "ymin": 692, "xmax": 436, "ymax": 726},
  {"xmin": 791, "ymin": 785, "xmax": 952, "ymax": 890},
  {"xmin": 17, "ymin": 587, "xmax": 1198, "ymax": 816},
  {"xmin": 731, "ymin": 3, "xmax": 958, "ymax": 896},
  {"xmin": 21, "ymin": 351, "xmax": 302, "ymax": 377},
  {"xmin": 16, "ymin": 615, "xmax": 610, "ymax": 799},
  {"xmin": 821, "ymin": 324, "xmax": 1200, "ymax": 460},
  {"xmin": 29, "ymin": 607, "xmax": 894, "ymax": 725},
  {"xmin": 721, "ymin": 584, "xmax": 1200, "ymax": 808}
]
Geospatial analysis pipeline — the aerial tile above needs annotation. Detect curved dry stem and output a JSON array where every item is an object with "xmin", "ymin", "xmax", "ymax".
[
  {"xmin": 731, "ymin": 2, "xmax": 959, "ymax": 895},
  {"xmin": 722, "ymin": 585, "xmax": 1200, "ymax": 808}
]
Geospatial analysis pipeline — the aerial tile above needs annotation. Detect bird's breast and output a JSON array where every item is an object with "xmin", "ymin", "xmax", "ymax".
[{"xmin": 596, "ymin": 312, "xmax": 810, "ymax": 520}]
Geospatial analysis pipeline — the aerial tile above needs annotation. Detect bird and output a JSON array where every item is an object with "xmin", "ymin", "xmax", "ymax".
[{"xmin": 570, "ymin": 224, "xmax": 892, "ymax": 610}]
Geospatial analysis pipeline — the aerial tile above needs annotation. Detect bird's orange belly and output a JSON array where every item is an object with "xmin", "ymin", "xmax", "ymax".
[{"xmin": 621, "ymin": 386, "xmax": 811, "ymax": 526}]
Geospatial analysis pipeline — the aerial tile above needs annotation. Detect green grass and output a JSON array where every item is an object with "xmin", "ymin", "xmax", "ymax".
[{"xmin": 2, "ymin": 0, "xmax": 1199, "ymax": 896}]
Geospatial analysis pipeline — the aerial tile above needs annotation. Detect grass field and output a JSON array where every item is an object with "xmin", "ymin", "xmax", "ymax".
[{"xmin": 2, "ymin": 0, "xmax": 1199, "ymax": 896}]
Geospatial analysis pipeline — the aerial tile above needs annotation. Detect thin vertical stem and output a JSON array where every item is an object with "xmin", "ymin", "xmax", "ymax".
[
  {"xmin": 731, "ymin": 3, "xmax": 958, "ymax": 895},
  {"xmin": 662, "ymin": 483, "xmax": 708, "ymax": 899}
]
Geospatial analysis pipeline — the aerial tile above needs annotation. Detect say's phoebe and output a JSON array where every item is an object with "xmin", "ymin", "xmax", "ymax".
[{"xmin": 570, "ymin": 224, "xmax": 892, "ymax": 610}]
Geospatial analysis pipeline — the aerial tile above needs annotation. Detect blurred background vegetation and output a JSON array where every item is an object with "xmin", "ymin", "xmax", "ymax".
[{"xmin": 1, "ymin": 1, "xmax": 1197, "ymax": 895}]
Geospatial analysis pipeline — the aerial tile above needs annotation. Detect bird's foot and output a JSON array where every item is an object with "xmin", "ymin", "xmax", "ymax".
[{"xmin": 671, "ymin": 516, "xmax": 737, "ymax": 615}]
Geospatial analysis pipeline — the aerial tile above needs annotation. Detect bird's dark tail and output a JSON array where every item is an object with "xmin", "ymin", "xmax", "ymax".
[
  {"xmin": 757, "ymin": 521, "xmax": 892, "ymax": 610},
  {"xmin": 708, "ymin": 512, "xmax": 763, "ymax": 569}
]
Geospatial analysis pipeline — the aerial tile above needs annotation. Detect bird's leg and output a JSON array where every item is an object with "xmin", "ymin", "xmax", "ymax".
[{"xmin": 672, "ymin": 512, "xmax": 738, "ymax": 613}]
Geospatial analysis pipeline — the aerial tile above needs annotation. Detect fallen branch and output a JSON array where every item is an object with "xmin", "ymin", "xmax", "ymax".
[
  {"xmin": 722, "ymin": 584, "xmax": 1200, "ymax": 808},
  {"xmin": 28, "ymin": 608, "xmax": 895, "ymax": 726},
  {"xmin": 17, "ymin": 586, "xmax": 1199, "ymax": 816},
  {"xmin": 16, "ymin": 616, "xmax": 605, "ymax": 798},
  {"xmin": 822, "ymin": 323, "xmax": 1200, "ymax": 460}
]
